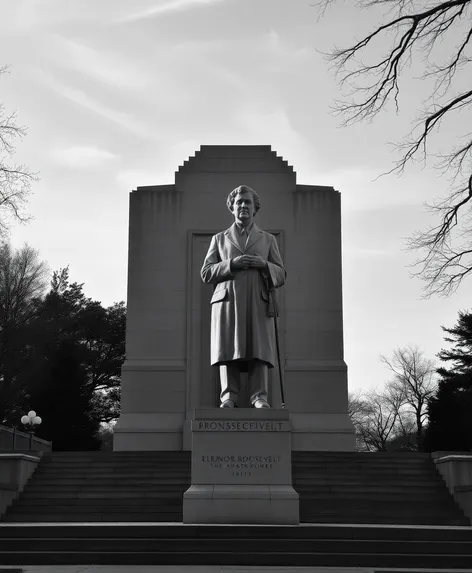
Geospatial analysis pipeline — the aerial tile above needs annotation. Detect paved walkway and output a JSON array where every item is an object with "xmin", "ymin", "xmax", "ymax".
[{"xmin": 1, "ymin": 566, "xmax": 472, "ymax": 573}]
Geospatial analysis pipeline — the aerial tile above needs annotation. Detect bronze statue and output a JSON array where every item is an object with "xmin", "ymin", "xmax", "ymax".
[{"xmin": 201, "ymin": 185, "xmax": 286, "ymax": 408}]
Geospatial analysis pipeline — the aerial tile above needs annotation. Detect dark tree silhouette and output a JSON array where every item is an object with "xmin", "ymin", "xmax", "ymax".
[
  {"xmin": 424, "ymin": 310, "xmax": 472, "ymax": 451},
  {"xmin": 319, "ymin": 1, "xmax": 472, "ymax": 296},
  {"xmin": 28, "ymin": 338, "xmax": 101, "ymax": 451},
  {"xmin": 23, "ymin": 268, "xmax": 125, "ymax": 447},
  {"xmin": 1, "ymin": 266, "xmax": 125, "ymax": 449},
  {"xmin": 0, "ymin": 243, "xmax": 48, "ymax": 424}
]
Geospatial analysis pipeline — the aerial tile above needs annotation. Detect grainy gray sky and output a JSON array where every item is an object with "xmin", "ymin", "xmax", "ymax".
[{"xmin": 1, "ymin": 0, "xmax": 470, "ymax": 393}]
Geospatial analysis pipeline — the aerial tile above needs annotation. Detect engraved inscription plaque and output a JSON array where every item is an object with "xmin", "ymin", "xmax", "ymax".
[{"xmin": 183, "ymin": 408, "xmax": 299, "ymax": 524}]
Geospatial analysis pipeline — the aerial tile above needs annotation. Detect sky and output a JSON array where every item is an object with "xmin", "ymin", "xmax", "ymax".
[{"xmin": 0, "ymin": 0, "xmax": 470, "ymax": 394}]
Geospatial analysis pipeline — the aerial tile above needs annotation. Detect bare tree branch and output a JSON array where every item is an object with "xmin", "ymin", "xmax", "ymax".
[
  {"xmin": 0, "ymin": 66, "xmax": 37, "ymax": 237},
  {"xmin": 318, "ymin": 0, "xmax": 472, "ymax": 295},
  {"xmin": 348, "ymin": 388, "xmax": 406, "ymax": 451}
]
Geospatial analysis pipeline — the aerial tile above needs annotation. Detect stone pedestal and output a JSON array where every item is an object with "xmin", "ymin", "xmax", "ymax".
[{"xmin": 183, "ymin": 409, "xmax": 299, "ymax": 524}]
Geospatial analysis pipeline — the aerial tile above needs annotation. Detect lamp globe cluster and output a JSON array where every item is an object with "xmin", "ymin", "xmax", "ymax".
[{"xmin": 21, "ymin": 410, "xmax": 42, "ymax": 428}]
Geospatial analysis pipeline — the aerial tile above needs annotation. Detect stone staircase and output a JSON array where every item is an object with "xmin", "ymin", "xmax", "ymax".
[
  {"xmin": 2, "ymin": 451, "xmax": 191, "ymax": 522},
  {"xmin": 1, "ymin": 451, "xmax": 471, "ymax": 568},
  {"xmin": 292, "ymin": 451, "xmax": 469, "ymax": 525},
  {"xmin": 0, "ymin": 522, "xmax": 472, "ymax": 568},
  {"xmin": 1, "ymin": 450, "xmax": 469, "ymax": 526}
]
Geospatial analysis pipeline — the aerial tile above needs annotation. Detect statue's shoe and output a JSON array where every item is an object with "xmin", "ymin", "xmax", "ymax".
[
  {"xmin": 220, "ymin": 399, "xmax": 236, "ymax": 408},
  {"xmin": 253, "ymin": 399, "xmax": 270, "ymax": 409}
]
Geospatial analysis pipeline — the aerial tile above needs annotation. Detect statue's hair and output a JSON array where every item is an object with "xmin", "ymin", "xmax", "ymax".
[{"xmin": 226, "ymin": 185, "xmax": 261, "ymax": 214}]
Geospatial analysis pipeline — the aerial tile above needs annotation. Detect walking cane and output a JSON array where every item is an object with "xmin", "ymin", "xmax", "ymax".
[{"xmin": 266, "ymin": 277, "xmax": 286, "ymax": 409}]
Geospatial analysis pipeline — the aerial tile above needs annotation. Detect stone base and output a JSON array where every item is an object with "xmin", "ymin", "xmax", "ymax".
[
  {"xmin": 183, "ymin": 408, "xmax": 299, "ymax": 525},
  {"xmin": 0, "ymin": 453, "xmax": 41, "ymax": 517},
  {"xmin": 184, "ymin": 484, "xmax": 299, "ymax": 524},
  {"xmin": 433, "ymin": 452, "xmax": 472, "ymax": 523}
]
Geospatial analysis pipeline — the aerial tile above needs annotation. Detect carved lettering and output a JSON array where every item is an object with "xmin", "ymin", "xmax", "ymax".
[
  {"xmin": 200, "ymin": 453, "xmax": 281, "ymax": 475},
  {"xmin": 195, "ymin": 420, "xmax": 285, "ymax": 431}
]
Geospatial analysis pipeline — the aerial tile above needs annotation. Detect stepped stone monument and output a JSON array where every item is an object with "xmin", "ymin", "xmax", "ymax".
[{"xmin": 114, "ymin": 145, "xmax": 355, "ymax": 452}]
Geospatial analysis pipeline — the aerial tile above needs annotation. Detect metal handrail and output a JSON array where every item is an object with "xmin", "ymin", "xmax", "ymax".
[{"xmin": 0, "ymin": 424, "xmax": 52, "ymax": 452}]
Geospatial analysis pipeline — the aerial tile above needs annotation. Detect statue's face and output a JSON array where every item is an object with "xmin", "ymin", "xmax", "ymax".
[{"xmin": 231, "ymin": 191, "xmax": 255, "ymax": 225}]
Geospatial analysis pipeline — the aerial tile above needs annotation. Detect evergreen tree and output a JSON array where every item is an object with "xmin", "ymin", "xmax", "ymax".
[
  {"xmin": 17, "ymin": 268, "xmax": 125, "ymax": 449},
  {"xmin": 29, "ymin": 338, "xmax": 100, "ymax": 451},
  {"xmin": 424, "ymin": 312, "xmax": 472, "ymax": 451}
]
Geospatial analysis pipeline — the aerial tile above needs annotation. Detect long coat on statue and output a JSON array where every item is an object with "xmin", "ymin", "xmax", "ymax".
[{"xmin": 201, "ymin": 222, "xmax": 286, "ymax": 368}]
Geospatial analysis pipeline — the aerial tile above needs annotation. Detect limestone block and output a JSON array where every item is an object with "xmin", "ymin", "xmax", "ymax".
[
  {"xmin": 183, "ymin": 409, "xmax": 299, "ymax": 524},
  {"xmin": 0, "ymin": 453, "xmax": 40, "ymax": 517}
]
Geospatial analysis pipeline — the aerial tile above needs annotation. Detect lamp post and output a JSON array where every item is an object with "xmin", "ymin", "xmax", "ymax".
[{"xmin": 21, "ymin": 410, "xmax": 42, "ymax": 451}]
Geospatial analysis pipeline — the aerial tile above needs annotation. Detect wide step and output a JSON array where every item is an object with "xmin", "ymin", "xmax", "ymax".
[
  {"xmin": 0, "ymin": 524, "xmax": 471, "ymax": 567},
  {"xmin": 2, "ymin": 451, "xmax": 469, "ymax": 526}
]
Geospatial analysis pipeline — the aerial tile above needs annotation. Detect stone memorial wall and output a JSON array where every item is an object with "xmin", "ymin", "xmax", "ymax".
[{"xmin": 113, "ymin": 145, "xmax": 355, "ymax": 451}]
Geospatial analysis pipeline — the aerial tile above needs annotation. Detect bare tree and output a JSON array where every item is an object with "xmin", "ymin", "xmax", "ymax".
[
  {"xmin": 0, "ymin": 243, "xmax": 49, "ymax": 326},
  {"xmin": 318, "ymin": 0, "xmax": 472, "ymax": 296},
  {"xmin": 349, "ymin": 388, "xmax": 406, "ymax": 451},
  {"xmin": 0, "ymin": 65, "xmax": 37, "ymax": 236},
  {"xmin": 348, "ymin": 391, "xmax": 373, "ymax": 451},
  {"xmin": 381, "ymin": 345, "xmax": 437, "ymax": 449}
]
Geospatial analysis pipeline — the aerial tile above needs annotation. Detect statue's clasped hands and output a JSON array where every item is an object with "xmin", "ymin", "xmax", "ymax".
[{"xmin": 232, "ymin": 254, "xmax": 267, "ymax": 270}]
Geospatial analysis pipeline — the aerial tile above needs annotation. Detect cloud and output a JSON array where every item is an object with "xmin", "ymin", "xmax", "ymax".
[
  {"xmin": 3, "ymin": 0, "xmax": 43, "ymax": 34},
  {"xmin": 267, "ymin": 29, "xmax": 282, "ymax": 55},
  {"xmin": 51, "ymin": 146, "xmax": 119, "ymax": 168},
  {"xmin": 47, "ymin": 36, "xmax": 151, "ymax": 90},
  {"xmin": 116, "ymin": 0, "xmax": 225, "ymax": 23},
  {"xmin": 117, "ymin": 169, "xmax": 168, "ymax": 190},
  {"xmin": 60, "ymin": 85, "xmax": 154, "ymax": 138},
  {"xmin": 40, "ymin": 72, "xmax": 158, "ymax": 140},
  {"xmin": 236, "ymin": 105, "xmax": 306, "ymax": 149},
  {"xmin": 312, "ymin": 167, "xmax": 423, "ymax": 213},
  {"xmin": 234, "ymin": 105, "xmax": 320, "ymax": 177}
]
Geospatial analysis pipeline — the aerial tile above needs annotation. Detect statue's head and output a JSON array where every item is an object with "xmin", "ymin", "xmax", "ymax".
[{"xmin": 226, "ymin": 185, "xmax": 261, "ymax": 216}]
